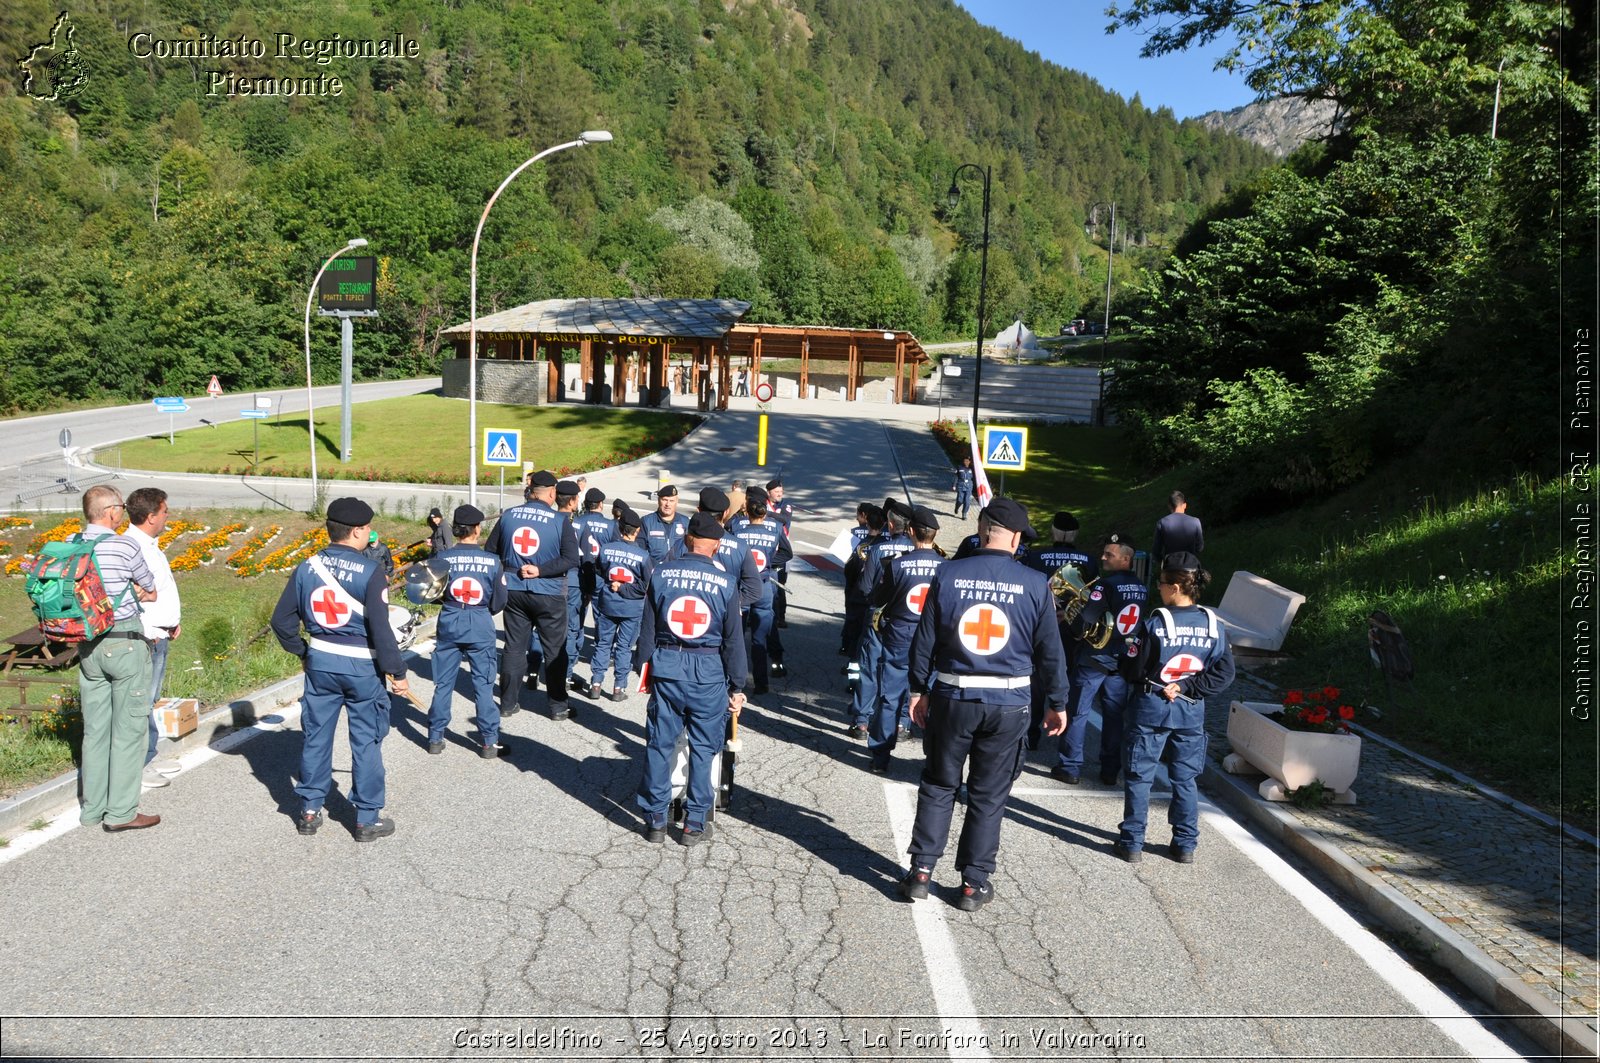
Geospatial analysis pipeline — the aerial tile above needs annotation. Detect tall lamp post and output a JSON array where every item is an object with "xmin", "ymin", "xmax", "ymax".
[
  {"xmin": 468, "ymin": 130, "xmax": 613, "ymax": 506},
  {"xmin": 1088, "ymin": 201, "xmax": 1116, "ymax": 363},
  {"xmin": 947, "ymin": 163, "xmax": 991, "ymax": 429},
  {"xmin": 304, "ymin": 236, "xmax": 368, "ymax": 510}
]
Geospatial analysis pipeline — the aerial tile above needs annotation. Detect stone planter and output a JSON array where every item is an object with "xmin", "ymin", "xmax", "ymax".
[{"xmin": 1222, "ymin": 700, "xmax": 1360, "ymax": 804}]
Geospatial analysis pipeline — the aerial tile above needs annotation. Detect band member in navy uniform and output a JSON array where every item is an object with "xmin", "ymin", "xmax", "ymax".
[
  {"xmin": 953, "ymin": 456, "xmax": 975, "ymax": 519},
  {"xmin": 697, "ymin": 486, "xmax": 763, "ymax": 611},
  {"xmin": 732, "ymin": 486, "xmax": 791, "ymax": 694},
  {"xmin": 867, "ymin": 505, "xmax": 945, "ymax": 772},
  {"xmin": 1024, "ymin": 512, "xmax": 1098, "ymax": 582},
  {"xmin": 1052, "ymin": 533, "xmax": 1147, "ymax": 785},
  {"xmin": 486, "ymin": 469, "xmax": 581, "ymax": 720},
  {"xmin": 272, "ymin": 497, "xmax": 410, "ymax": 842},
  {"xmin": 1115, "ymin": 551, "xmax": 1234, "ymax": 864},
  {"xmin": 573, "ymin": 486, "xmax": 615, "ymax": 639},
  {"xmin": 639, "ymin": 484, "xmax": 688, "ymax": 565},
  {"xmin": 847, "ymin": 499, "xmax": 914, "ymax": 739},
  {"xmin": 765, "ymin": 479, "xmax": 794, "ymax": 630},
  {"xmin": 426, "ymin": 505, "xmax": 509, "ymax": 758},
  {"xmin": 635, "ymin": 512, "xmax": 748, "ymax": 844},
  {"xmin": 900, "ymin": 498, "xmax": 1069, "ymax": 910},
  {"xmin": 839, "ymin": 503, "xmax": 882, "ymax": 659},
  {"xmin": 555, "ymin": 481, "xmax": 592, "ymax": 696},
  {"xmin": 588, "ymin": 507, "xmax": 651, "ymax": 702}
]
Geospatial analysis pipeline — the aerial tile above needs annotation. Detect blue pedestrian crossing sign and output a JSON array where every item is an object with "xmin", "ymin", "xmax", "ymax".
[
  {"xmin": 982, "ymin": 426, "xmax": 1028, "ymax": 471},
  {"xmin": 482, "ymin": 429, "xmax": 521, "ymax": 466}
]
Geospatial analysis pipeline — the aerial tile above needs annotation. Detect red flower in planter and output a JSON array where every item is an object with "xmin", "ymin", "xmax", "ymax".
[{"xmin": 1284, "ymin": 690, "xmax": 1305, "ymax": 705}]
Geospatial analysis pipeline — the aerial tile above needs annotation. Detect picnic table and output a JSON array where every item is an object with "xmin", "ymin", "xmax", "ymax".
[{"xmin": 0, "ymin": 627, "xmax": 79, "ymax": 674}]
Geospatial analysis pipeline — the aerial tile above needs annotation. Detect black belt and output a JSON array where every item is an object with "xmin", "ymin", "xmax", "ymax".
[
  {"xmin": 655, "ymin": 644, "xmax": 720, "ymax": 655},
  {"xmin": 98, "ymin": 630, "xmax": 149, "ymax": 642}
]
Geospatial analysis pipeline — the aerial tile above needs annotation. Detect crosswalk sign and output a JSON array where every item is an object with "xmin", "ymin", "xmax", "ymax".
[
  {"xmin": 982, "ymin": 426, "xmax": 1028, "ymax": 471},
  {"xmin": 482, "ymin": 429, "xmax": 521, "ymax": 466}
]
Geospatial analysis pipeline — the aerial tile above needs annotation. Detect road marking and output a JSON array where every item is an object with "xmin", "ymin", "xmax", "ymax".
[
  {"xmin": 1202, "ymin": 801, "xmax": 1524, "ymax": 1060},
  {"xmin": 883, "ymin": 782, "xmax": 992, "ymax": 1062}
]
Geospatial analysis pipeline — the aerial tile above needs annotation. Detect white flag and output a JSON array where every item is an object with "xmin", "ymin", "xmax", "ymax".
[{"xmin": 967, "ymin": 414, "xmax": 994, "ymax": 508}]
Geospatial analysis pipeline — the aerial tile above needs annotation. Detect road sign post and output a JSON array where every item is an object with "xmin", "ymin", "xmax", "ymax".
[
  {"xmin": 981, "ymin": 425, "xmax": 1028, "ymax": 472},
  {"xmin": 153, "ymin": 396, "xmax": 189, "ymax": 444},
  {"xmin": 483, "ymin": 429, "xmax": 521, "ymax": 511}
]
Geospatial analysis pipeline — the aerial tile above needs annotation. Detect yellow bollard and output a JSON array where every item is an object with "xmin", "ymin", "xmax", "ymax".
[{"xmin": 757, "ymin": 413, "xmax": 768, "ymax": 466}]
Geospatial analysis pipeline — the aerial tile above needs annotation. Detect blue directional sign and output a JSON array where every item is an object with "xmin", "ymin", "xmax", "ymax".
[
  {"xmin": 482, "ymin": 429, "xmax": 521, "ymax": 466},
  {"xmin": 981, "ymin": 425, "xmax": 1028, "ymax": 471},
  {"xmin": 239, "ymin": 409, "xmax": 268, "ymax": 419},
  {"xmin": 152, "ymin": 396, "xmax": 189, "ymax": 413}
]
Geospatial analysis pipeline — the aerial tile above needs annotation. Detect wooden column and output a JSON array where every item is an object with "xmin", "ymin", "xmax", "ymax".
[
  {"xmin": 752, "ymin": 331, "xmax": 763, "ymax": 396},
  {"xmin": 611, "ymin": 345, "xmax": 626, "ymax": 406},
  {"xmin": 847, "ymin": 340, "xmax": 859, "ymax": 401},
  {"xmin": 799, "ymin": 336, "xmax": 809, "ymax": 398},
  {"xmin": 546, "ymin": 344, "xmax": 562, "ymax": 403},
  {"xmin": 696, "ymin": 340, "xmax": 710, "ymax": 412},
  {"xmin": 579, "ymin": 339, "xmax": 593, "ymax": 402},
  {"xmin": 893, "ymin": 340, "xmax": 905, "ymax": 403}
]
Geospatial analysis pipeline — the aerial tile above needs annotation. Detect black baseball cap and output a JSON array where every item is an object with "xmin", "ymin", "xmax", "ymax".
[
  {"xmin": 982, "ymin": 498, "xmax": 1037, "ymax": 540},
  {"xmin": 1163, "ymin": 551, "xmax": 1202, "ymax": 573}
]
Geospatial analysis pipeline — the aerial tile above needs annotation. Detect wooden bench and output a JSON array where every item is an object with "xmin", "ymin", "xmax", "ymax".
[
  {"xmin": 0, "ymin": 627, "xmax": 79, "ymax": 674},
  {"xmin": 0, "ymin": 675, "xmax": 72, "ymax": 724},
  {"xmin": 1214, "ymin": 571, "xmax": 1306, "ymax": 652}
]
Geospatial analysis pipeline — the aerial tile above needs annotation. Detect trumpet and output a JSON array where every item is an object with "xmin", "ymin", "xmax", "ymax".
[{"xmin": 1049, "ymin": 564, "xmax": 1114, "ymax": 650}]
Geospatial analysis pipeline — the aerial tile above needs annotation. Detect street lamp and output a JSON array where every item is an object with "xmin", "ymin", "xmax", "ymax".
[
  {"xmin": 304, "ymin": 236, "xmax": 367, "ymax": 510},
  {"xmin": 947, "ymin": 163, "xmax": 991, "ymax": 430},
  {"xmin": 1087, "ymin": 201, "xmax": 1116, "ymax": 362},
  {"xmin": 468, "ymin": 130, "xmax": 613, "ymax": 506}
]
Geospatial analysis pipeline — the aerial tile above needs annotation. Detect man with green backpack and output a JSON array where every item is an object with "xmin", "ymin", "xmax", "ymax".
[{"xmin": 29, "ymin": 485, "xmax": 159, "ymax": 831}]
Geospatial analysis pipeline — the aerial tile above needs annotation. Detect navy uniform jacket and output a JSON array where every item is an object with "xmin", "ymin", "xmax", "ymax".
[
  {"xmin": 435, "ymin": 544, "xmax": 508, "ymax": 644},
  {"xmin": 1122, "ymin": 603, "xmax": 1234, "ymax": 730},
  {"xmin": 573, "ymin": 511, "xmax": 616, "ymax": 570},
  {"xmin": 844, "ymin": 527, "xmax": 881, "ymax": 605},
  {"xmin": 1152, "ymin": 511, "xmax": 1205, "ymax": 559},
  {"xmin": 272, "ymin": 544, "xmax": 405, "ymax": 679},
  {"xmin": 732, "ymin": 518, "xmax": 792, "ymax": 585},
  {"xmin": 907, "ymin": 549, "xmax": 1069, "ymax": 710},
  {"xmin": 595, "ymin": 538, "xmax": 653, "ymax": 618},
  {"xmin": 637, "ymin": 552, "xmax": 748, "ymax": 689},
  {"xmin": 1069, "ymin": 570, "xmax": 1148, "ymax": 673},
  {"xmin": 1025, "ymin": 545, "xmax": 1099, "ymax": 582},
  {"xmin": 871, "ymin": 546, "xmax": 946, "ymax": 654},
  {"xmin": 954, "ymin": 467, "xmax": 975, "ymax": 493},
  {"xmin": 713, "ymin": 533, "xmax": 764, "ymax": 608},
  {"xmin": 639, "ymin": 509, "xmax": 689, "ymax": 564},
  {"xmin": 766, "ymin": 498, "xmax": 793, "ymax": 533},
  {"xmin": 853, "ymin": 531, "xmax": 913, "ymax": 600},
  {"xmin": 486, "ymin": 499, "xmax": 579, "ymax": 595},
  {"xmin": 954, "ymin": 533, "xmax": 1029, "ymax": 562}
]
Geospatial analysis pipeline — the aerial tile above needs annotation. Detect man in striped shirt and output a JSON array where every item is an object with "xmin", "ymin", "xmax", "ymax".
[{"xmin": 77, "ymin": 484, "xmax": 160, "ymax": 832}]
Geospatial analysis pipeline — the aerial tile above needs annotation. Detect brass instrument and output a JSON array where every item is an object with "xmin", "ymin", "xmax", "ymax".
[{"xmin": 1049, "ymin": 564, "xmax": 1114, "ymax": 650}]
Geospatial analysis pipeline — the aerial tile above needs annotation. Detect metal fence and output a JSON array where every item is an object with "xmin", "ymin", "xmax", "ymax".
[{"xmin": 3, "ymin": 447, "xmax": 121, "ymax": 510}]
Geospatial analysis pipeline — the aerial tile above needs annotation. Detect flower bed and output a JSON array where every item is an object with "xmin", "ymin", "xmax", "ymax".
[
  {"xmin": 169, "ymin": 523, "xmax": 248, "ymax": 573},
  {"xmin": 227, "ymin": 525, "xmax": 284, "ymax": 572}
]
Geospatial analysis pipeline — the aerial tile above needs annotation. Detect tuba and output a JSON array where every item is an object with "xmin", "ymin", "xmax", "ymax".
[{"xmin": 1049, "ymin": 564, "xmax": 1115, "ymax": 650}]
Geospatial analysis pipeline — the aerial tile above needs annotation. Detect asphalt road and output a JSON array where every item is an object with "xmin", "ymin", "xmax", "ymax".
[{"xmin": 0, "ymin": 398, "xmax": 1534, "ymax": 1061}]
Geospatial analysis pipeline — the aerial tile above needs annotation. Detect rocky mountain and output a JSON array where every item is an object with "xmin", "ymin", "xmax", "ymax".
[{"xmin": 1195, "ymin": 96, "xmax": 1341, "ymax": 156}]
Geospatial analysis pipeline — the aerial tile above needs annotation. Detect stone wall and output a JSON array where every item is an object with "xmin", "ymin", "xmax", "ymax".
[{"xmin": 440, "ymin": 359, "xmax": 549, "ymax": 405}]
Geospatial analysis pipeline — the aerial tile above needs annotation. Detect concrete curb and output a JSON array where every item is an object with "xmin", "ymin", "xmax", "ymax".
[
  {"xmin": 0, "ymin": 616, "xmax": 439, "ymax": 840},
  {"xmin": 1202, "ymin": 760, "xmax": 1598, "ymax": 1059}
]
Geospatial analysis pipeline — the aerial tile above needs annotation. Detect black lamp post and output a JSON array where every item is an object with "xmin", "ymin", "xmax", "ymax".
[{"xmin": 948, "ymin": 163, "xmax": 991, "ymax": 429}]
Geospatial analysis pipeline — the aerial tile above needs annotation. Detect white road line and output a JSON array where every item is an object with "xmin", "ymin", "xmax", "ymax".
[
  {"xmin": 883, "ymin": 782, "xmax": 992, "ymax": 1062},
  {"xmin": 1203, "ymin": 801, "xmax": 1526, "ymax": 1061}
]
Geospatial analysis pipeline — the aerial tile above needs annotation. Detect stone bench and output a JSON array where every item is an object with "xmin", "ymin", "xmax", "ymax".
[{"xmin": 1214, "ymin": 571, "xmax": 1306, "ymax": 652}]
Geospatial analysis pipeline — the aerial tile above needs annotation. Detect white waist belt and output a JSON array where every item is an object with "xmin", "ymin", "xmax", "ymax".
[
  {"xmin": 935, "ymin": 671, "xmax": 1030, "ymax": 690},
  {"xmin": 309, "ymin": 637, "xmax": 375, "ymax": 660}
]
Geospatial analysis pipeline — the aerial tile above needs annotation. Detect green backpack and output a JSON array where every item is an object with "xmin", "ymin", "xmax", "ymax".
[{"xmin": 24, "ymin": 534, "xmax": 133, "ymax": 643}]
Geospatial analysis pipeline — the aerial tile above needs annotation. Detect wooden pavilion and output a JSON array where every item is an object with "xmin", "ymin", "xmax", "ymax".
[{"xmin": 439, "ymin": 298, "xmax": 928, "ymax": 412}]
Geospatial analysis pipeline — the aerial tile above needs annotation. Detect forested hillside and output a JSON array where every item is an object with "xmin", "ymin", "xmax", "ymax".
[
  {"xmin": 0, "ymin": 0, "xmax": 1270, "ymax": 412},
  {"xmin": 1105, "ymin": 0, "xmax": 1589, "ymax": 508}
]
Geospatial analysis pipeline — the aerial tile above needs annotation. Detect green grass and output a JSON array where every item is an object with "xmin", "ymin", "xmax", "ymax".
[
  {"xmin": 0, "ymin": 506, "xmax": 437, "ymax": 798},
  {"xmin": 102, "ymin": 396, "xmax": 700, "ymax": 486},
  {"xmin": 928, "ymin": 420, "xmax": 1579, "ymax": 819}
]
